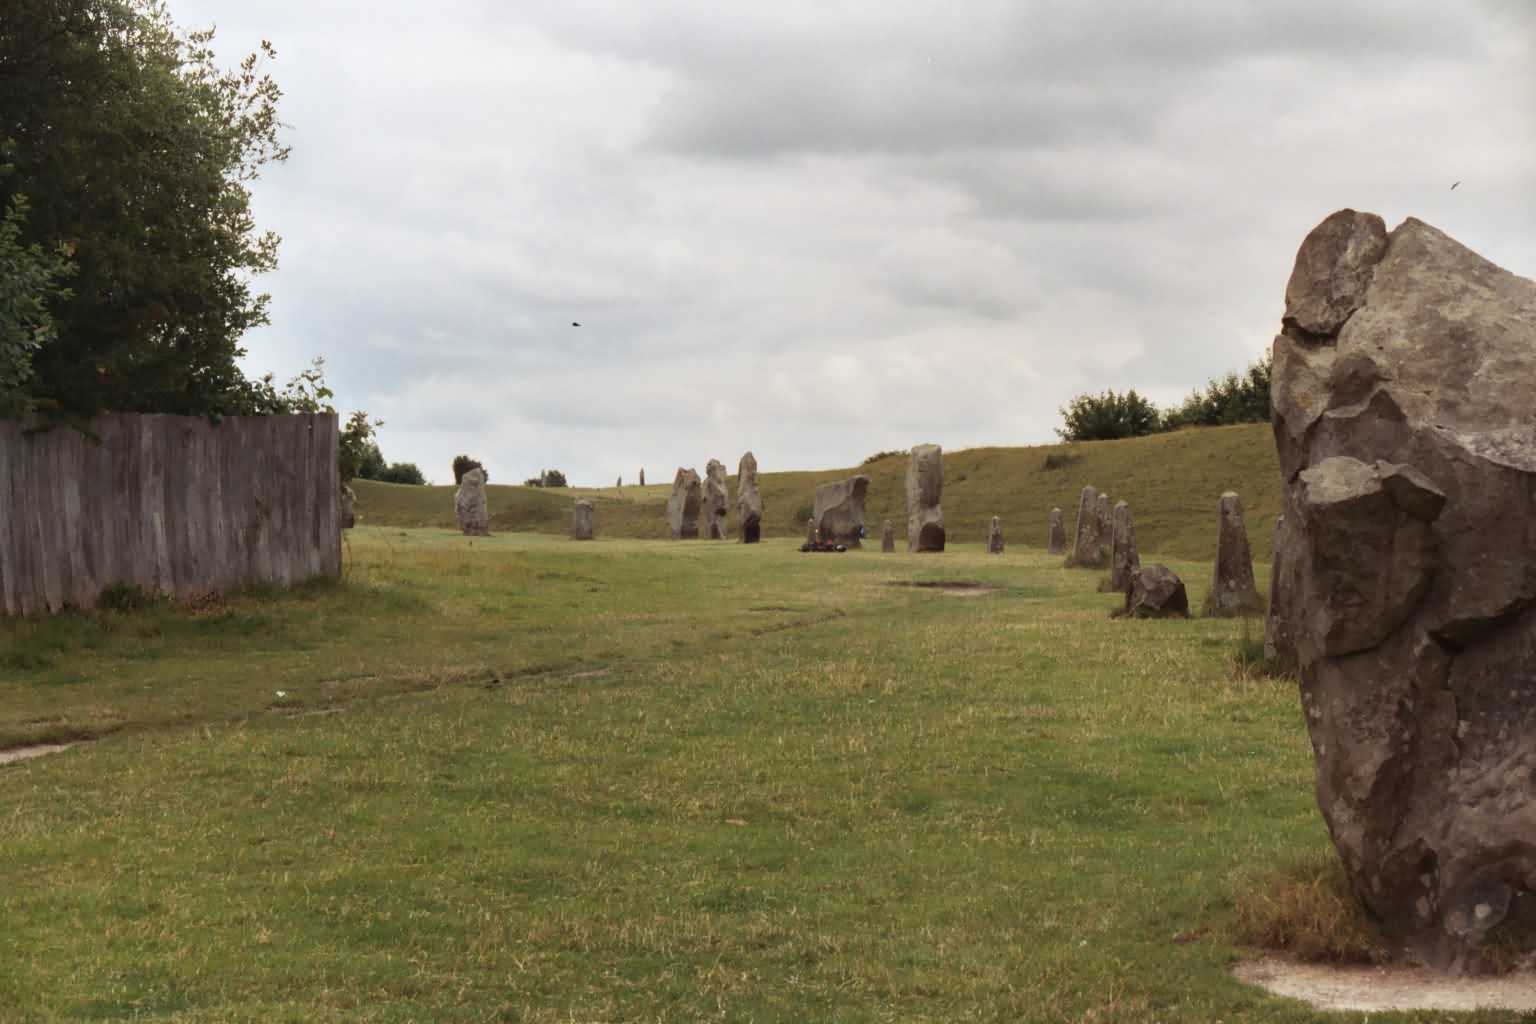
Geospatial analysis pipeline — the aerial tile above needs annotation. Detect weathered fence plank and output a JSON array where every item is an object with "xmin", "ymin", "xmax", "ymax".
[{"xmin": 0, "ymin": 414, "xmax": 340, "ymax": 615}]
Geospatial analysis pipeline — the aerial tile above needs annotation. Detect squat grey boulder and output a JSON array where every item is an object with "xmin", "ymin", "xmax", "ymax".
[
  {"xmin": 1048, "ymin": 508, "xmax": 1066, "ymax": 555},
  {"xmin": 1272, "ymin": 210, "xmax": 1536, "ymax": 969},
  {"xmin": 737, "ymin": 452, "xmax": 762, "ymax": 543},
  {"xmin": 1120, "ymin": 564, "xmax": 1189, "ymax": 619},
  {"xmin": 881, "ymin": 520, "xmax": 895, "ymax": 553},
  {"xmin": 704, "ymin": 458, "xmax": 729, "ymax": 539},
  {"xmin": 666, "ymin": 468, "xmax": 701, "ymax": 540},
  {"xmin": 987, "ymin": 516, "xmax": 1004, "ymax": 555},
  {"xmin": 571, "ymin": 499, "xmax": 595, "ymax": 540},
  {"xmin": 1203, "ymin": 492, "xmax": 1264, "ymax": 616},
  {"xmin": 455, "ymin": 468, "xmax": 489, "ymax": 536},
  {"xmin": 905, "ymin": 444, "xmax": 945, "ymax": 552},
  {"xmin": 1068, "ymin": 486, "xmax": 1107, "ymax": 568},
  {"xmin": 813, "ymin": 476, "xmax": 870, "ymax": 547}
]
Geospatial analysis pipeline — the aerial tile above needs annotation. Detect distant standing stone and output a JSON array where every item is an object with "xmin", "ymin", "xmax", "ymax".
[
  {"xmin": 639, "ymin": 469, "xmax": 645, "ymax": 487},
  {"xmin": 455, "ymin": 468, "xmax": 490, "ymax": 536},
  {"xmin": 806, "ymin": 519, "xmax": 817, "ymax": 545},
  {"xmin": 704, "ymin": 458, "xmax": 729, "ymax": 539},
  {"xmin": 736, "ymin": 451, "xmax": 763, "ymax": 544},
  {"xmin": 1121, "ymin": 564, "xmax": 1189, "ymax": 619},
  {"xmin": 666, "ymin": 468, "xmax": 701, "ymax": 540},
  {"xmin": 616, "ymin": 476, "xmax": 622, "ymax": 489},
  {"xmin": 1068, "ymin": 486, "xmax": 1106, "ymax": 568},
  {"xmin": 1048, "ymin": 507, "xmax": 1066, "ymax": 555},
  {"xmin": 571, "ymin": 499, "xmax": 595, "ymax": 540},
  {"xmin": 905, "ymin": 444, "xmax": 946, "ymax": 552},
  {"xmin": 813, "ymin": 475, "xmax": 870, "ymax": 547},
  {"xmin": 1203, "ymin": 491, "xmax": 1264, "ymax": 616},
  {"xmin": 881, "ymin": 520, "xmax": 895, "ymax": 552},
  {"xmin": 1105, "ymin": 500, "xmax": 1140, "ymax": 593},
  {"xmin": 1263, "ymin": 515, "xmax": 1294, "ymax": 669},
  {"xmin": 987, "ymin": 516, "xmax": 1004, "ymax": 555},
  {"xmin": 340, "ymin": 485, "xmax": 356, "ymax": 530}
]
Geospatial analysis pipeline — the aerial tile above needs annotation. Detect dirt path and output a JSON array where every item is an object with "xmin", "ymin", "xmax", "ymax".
[{"xmin": 1234, "ymin": 956, "xmax": 1536, "ymax": 1013}]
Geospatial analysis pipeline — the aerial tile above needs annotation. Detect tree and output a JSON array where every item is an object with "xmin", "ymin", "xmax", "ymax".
[
  {"xmin": 1162, "ymin": 354, "xmax": 1272, "ymax": 430},
  {"xmin": 1055, "ymin": 389, "xmax": 1161, "ymax": 442},
  {"xmin": 0, "ymin": 163, "xmax": 73, "ymax": 416},
  {"xmin": 452, "ymin": 455, "xmax": 487, "ymax": 484},
  {"xmin": 0, "ymin": 0, "xmax": 289, "ymax": 416},
  {"xmin": 353, "ymin": 441, "xmax": 387, "ymax": 481},
  {"xmin": 375, "ymin": 462, "xmax": 425, "ymax": 485}
]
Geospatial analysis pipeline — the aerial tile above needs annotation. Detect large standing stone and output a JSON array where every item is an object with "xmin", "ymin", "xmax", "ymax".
[
  {"xmin": 905, "ymin": 444, "xmax": 945, "ymax": 552},
  {"xmin": 736, "ymin": 452, "xmax": 762, "ymax": 544},
  {"xmin": 455, "ymin": 468, "xmax": 489, "ymax": 536},
  {"xmin": 704, "ymin": 459, "xmax": 729, "ymax": 539},
  {"xmin": 813, "ymin": 476, "xmax": 870, "ymax": 547},
  {"xmin": 1048, "ymin": 508, "xmax": 1066, "ymax": 555},
  {"xmin": 1103, "ymin": 500, "xmax": 1140, "ymax": 593},
  {"xmin": 1068, "ymin": 486, "xmax": 1107, "ymax": 568},
  {"xmin": 1272, "ymin": 210, "xmax": 1536, "ymax": 969},
  {"xmin": 987, "ymin": 516, "xmax": 1004, "ymax": 555},
  {"xmin": 1120, "ymin": 564, "xmax": 1189, "ymax": 619},
  {"xmin": 881, "ymin": 520, "xmax": 895, "ymax": 553},
  {"xmin": 571, "ymin": 499, "xmax": 595, "ymax": 540},
  {"xmin": 1204, "ymin": 492, "xmax": 1264, "ymax": 616},
  {"xmin": 340, "ymin": 485, "xmax": 356, "ymax": 530},
  {"xmin": 666, "ymin": 468, "xmax": 701, "ymax": 540}
]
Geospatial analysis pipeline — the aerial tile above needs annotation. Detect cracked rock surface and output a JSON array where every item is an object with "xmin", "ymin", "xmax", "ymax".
[
  {"xmin": 666, "ymin": 468, "xmax": 701, "ymax": 540},
  {"xmin": 813, "ymin": 475, "xmax": 870, "ymax": 548},
  {"xmin": 1272, "ymin": 209, "xmax": 1536, "ymax": 971},
  {"xmin": 906, "ymin": 444, "xmax": 946, "ymax": 553},
  {"xmin": 736, "ymin": 452, "xmax": 762, "ymax": 543}
]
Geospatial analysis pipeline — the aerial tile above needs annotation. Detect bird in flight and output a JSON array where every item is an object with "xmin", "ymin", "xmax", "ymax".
[
  {"xmin": 572, "ymin": 321, "xmax": 581, "ymax": 327},
  {"xmin": 1450, "ymin": 181, "xmax": 1460, "ymax": 190}
]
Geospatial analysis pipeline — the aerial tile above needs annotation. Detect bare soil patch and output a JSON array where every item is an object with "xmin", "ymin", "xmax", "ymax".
[
  {"xmin": 1233, "ymin": 956, "xmax": 1536, "ymax": 1013},
  {"xmin": 0, "ymin": 743, "xmax": 74, "ymax": 766},
  {"xmin": 890, "ymin": 580, "xmax": 1000, "ymax": 598}
]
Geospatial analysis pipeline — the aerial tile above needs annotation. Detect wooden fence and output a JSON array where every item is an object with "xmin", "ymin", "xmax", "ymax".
[{"xmin": 0, "ymin": 414, "xmax": 341, "ymax": 615}]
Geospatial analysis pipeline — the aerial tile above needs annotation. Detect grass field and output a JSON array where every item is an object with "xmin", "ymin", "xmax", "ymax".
[
  {"xmin": 3, "ymin": 528, "xmax": 1520, "ymax": 1022},
  {"xmin": 354, "ymin": 423, "xmax": 1284, "ymax": 563}
]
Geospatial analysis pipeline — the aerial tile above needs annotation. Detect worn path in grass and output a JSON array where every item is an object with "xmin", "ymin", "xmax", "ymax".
[{"xmin": 3, "ymin": 530, "xmax": 1520, "ymax": 1022}]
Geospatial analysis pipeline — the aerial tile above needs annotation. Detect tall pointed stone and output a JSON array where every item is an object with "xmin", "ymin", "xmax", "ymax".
[
  {"xmin": 1068, "ymin": 486, "xmax": 1106, "ymax": 568},
  {"xmin": 1104, "ymin": 500, "xmax": 1140, "ymax": 593},
  {"xmin": 987, "ymin": 516, "xmax": 1004, "ymax": 554},
  {"xmin": 905, "ymin": 444, "xmax": 945, "ymax": 552},
  {"xmin": 736, "ymin": 452, "xmax": 762, "ymax": 544},
  {"xmin": 666, "ymin": 468, "xmax": 701, "ymax": 540},
  {"xmin": 704, "ymin": 459, "xmax": 729, "ymax": 539},
  {"xmin": 1203, "ymin": 491, "xmax": 1263, "ymax": 616}
]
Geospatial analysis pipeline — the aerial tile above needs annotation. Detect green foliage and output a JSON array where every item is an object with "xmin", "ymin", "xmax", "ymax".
[
  {"xmin": 353, "ymin": 441, "xmax": 387, "ymax": 481},
  {"xmin": 1055, "ymin": 388, "xmax": 1162, "ymax": 441},
  {"xmin": 452, "ymin": 454, "xmax": 486, "ymax": 484},
  {"xmin": 374, "ymin": 462, "xmax": 425, "ymax": 485},
  {"xmin": 1161, "ymin": 354, "xmax": 1272, "ymax": 431},
  {"xmin": 0, "ymin": 0, "xmax": 289, "ymax": 416},
  {"xmin": 861, "ymin": 449, "xmax": 907, "ymax": 465},
  {"xmin": 524, "ymin": 469, "xmax": 567, "ymax": 488}
]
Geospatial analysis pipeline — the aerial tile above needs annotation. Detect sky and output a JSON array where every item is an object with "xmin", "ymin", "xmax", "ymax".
[{"xmin": 174, "ymin": 0, "xmax": 1535, "ymax": 486}]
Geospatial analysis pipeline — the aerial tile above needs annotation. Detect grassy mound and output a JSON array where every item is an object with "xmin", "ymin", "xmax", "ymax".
[{"xmin": 354, "ymin": 422, "xmax": 1282, "ymax": 563}]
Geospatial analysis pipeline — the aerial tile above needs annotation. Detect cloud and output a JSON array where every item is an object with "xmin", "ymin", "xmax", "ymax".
[{"xmin": 171, "ymin": 0, "xmax": 1533, "ymax": 486}]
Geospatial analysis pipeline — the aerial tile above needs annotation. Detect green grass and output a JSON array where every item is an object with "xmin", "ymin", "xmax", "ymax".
[
  {"xmin": 354, "ymin": 423, "xmax": 1283, "ymax": 562},
  {"xmin": 3, "ymin": 529, "xmax": 1520, "ymax": 1022}
]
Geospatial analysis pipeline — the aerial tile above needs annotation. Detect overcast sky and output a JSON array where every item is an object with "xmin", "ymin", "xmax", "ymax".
[{"xmin": 175, "ymin": 0, "xmax": 1534, "ymax": 486}]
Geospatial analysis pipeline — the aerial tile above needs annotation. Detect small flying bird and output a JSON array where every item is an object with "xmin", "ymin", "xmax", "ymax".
[
  {"xmin": 1450, "ymin": 181, "xmax": 1460, "ymax": 190},
  {"xmin": 572, "ymin": 321, "xmax": 581, "ymax": 327}
]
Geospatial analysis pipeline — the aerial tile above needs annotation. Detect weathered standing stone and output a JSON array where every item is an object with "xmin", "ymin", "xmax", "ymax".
[
  {"xmin": 987, "ymin": 516, "xmax": 1004, "ymax": 555},
  {"xmin": 704, "ymin": 459, "xmax": 729, "ymax": 540},
  {"xmin": 1203, "ymin": 492, "xmax": 1264, "ymax": 616},
  {"xmin": 1120, "ymin": 564, "xmax": 1189, "ymax": 619},
  {"xmin": 1263, "ymin": 515, "xmax": 1295, "ymax": 670},
  {"xmin": 905, "ymin": 444, "xmax": 945, "ymax": 552},
  {"xmin": 881, "ymin": 520, "xmax": 895, "ymax": 553},
  {"xmin": 571, "ymin": 499, "xmax": 595, "ymax": 540},
  {"xmin": 666, "ymin": 468, "xmax": 701, "ymax": 540},
  {"xmin": 1048, "ymin": 508, "xmax": 1066, "ymax": 555},
  {"xmin": 1068, "ymin": 486, "xmax": 1107, "ymax": 568},
  {"xmin": 1103, "ymin": 500, "xmax": 1140, "ymax": 593},
  {"xmin": 616, "ymin": 476, "xmax": 622, "ymax": 488},
  {"xmin": 736, "ymin": 452, "xmax": 762, "ymax": 544},
  {"xmin": 340, "ymin": 485, "xmax": 356, "ymax": 530},
  {"xmin": 639, "ymin": 469, "xmax": 645, "ymax": 487},
  {"xmin": 806, "ymin": 519, "xmax": 817, "ymax": 545},
  {"xmin": 813, "ymin": 476, "xmax": 870, "ymax": 547},
  {"xmin": 1095, "ymin": 492, "xmax": 1112, "ymax": 551},
  {"xmin": 1272, "ymin": 210, "xmax": 1536, "ymax": 969},
  {"xmin": 454, "ymin": 468, "xmax": 489, "ymax": 536}
]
